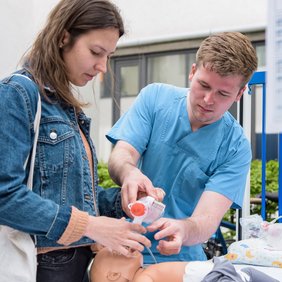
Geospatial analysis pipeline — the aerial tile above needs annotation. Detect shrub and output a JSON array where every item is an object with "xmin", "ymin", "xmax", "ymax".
[
  {"xmin": 98, "ymin": 159, "xmax": 279, "ymax": 212},
  {"xmin": 249, "ymin": 159, "xmax": 279, "ymax": 218},
  {"xmin": 97, "ymin": 161, "xmax": 117, "ymax": 188},
  {"xmin": 222, "ymin": 159, "xmax": 279, "ymax": 243}
]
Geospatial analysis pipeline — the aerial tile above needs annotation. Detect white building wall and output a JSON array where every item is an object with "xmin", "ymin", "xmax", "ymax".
[
  {"xmin": 0, "ymin": 0, "xmax": 267, "ymax": 161},
  {"xmin": 113, "ymin": 0, "xmax": 266, "ymax": 46}
]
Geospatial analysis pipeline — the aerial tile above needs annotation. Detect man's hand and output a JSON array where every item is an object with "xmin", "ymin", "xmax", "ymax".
[
  {"xmin": 147, "ymin": 191, "xmax": 233, "ymax": 255},
  {"xmin": 108, "ymin": 140, "xmax": 165, "ymax": 217},
  {"xmin": 146, "ymin": 218, "xmax": 189, "ymax": 255},
  {"xmin": 121, "ymin": 169, "xmax": 165, "ymax": 217}
]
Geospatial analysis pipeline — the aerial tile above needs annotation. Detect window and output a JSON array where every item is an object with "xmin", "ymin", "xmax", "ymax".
[
  {"xmin": 101, "ymin": 57, "xmax": 141, "ymax": 99},
  {"xmin": 119, "ymin": 64, "xmax": 139, "ymax": 97},
  {"xmin": 147, "ymin": 53, "xmax": 187, "ymax": 87},
  {"xmin": 104, "ymin": 41, "xmax": 265, "ymax": 124},
  {"xmin": 255, "ymin": 43, "xmax": 266, "ymax": 69},
  {"xmin": 102, "ymin": 50, "xmax": 197, "ymax": 100}
]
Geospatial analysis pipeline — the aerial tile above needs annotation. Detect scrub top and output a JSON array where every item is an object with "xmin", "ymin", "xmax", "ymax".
[{"xmin": 107, "ymin": 83, "xmax": 251, "ymax": 263}]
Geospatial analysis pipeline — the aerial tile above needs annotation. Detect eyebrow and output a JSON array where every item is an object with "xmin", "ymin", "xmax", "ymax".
[{"xmin": 198, "ymin": 79, "xmax": 232, "ymax": 95}]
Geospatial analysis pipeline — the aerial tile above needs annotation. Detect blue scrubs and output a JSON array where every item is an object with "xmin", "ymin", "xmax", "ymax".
[{"xmin": 107, "ymin": 83, "xmax": 251, "ymax": 263}]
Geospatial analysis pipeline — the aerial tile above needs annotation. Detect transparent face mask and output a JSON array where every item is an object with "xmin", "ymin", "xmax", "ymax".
[{"xmin": 128, "ymin": 196, "xmax": 166, "ymax": 263}]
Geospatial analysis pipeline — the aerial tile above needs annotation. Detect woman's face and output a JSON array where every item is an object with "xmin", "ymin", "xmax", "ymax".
[{"xmin": 61, "ymin": 28, "xmax": 119, "ymax": 86}]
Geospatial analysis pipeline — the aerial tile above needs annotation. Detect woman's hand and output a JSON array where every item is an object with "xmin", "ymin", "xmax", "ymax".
[{"xmin": 85, "ymin": 216, "xmax": 151, "ymax": 256}]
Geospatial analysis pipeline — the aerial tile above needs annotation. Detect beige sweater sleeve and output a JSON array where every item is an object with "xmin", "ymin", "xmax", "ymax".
[{"xmin": 57, "ymin": 206, "xmax": 90, "ymax": 246}]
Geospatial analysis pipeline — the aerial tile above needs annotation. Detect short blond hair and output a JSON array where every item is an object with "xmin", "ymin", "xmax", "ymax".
[{"xmin": 196, "ymin": 32, "xmax": 258, "ymax": 86}]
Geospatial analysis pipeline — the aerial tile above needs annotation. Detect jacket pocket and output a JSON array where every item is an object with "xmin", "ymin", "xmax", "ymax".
[
  {"xmin": 36, "ymin": 120, "xmax": 75, "ymax": 171},
  {"xmin": 34, "ymin": 120, "xmax": 76, "ymax": 202}
]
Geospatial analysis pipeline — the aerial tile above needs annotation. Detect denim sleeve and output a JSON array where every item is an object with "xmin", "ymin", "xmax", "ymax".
[
  {"xmin": 0, "ymin": 78, "xmax": 71, "ymax": 240},
  {"xmin": 97, "ymin": 186, "xmax": 127, "ymax": 218}
]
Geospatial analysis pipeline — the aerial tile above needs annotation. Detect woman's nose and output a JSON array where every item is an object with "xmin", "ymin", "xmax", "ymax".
[{"xmin": 95, "ymin": 56, "xmax": 108, "ymax": 74}]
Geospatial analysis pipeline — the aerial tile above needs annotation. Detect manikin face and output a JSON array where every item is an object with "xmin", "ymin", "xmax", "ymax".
[
  {"xmin": 188, "ymin": 64, "xmax": 246, "ymax": 131},
  {"xmin": 90, "ymin": 248, "xmax": 143, "ymax": 282},
  {"xmin": 61, "ymin": 28, "xmax": 119, "ymax": 86}
]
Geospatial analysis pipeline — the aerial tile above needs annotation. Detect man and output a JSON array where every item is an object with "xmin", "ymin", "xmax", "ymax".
[{"xmin": 106, "ymin": 32, "xmax": 258, "ymax": 263}]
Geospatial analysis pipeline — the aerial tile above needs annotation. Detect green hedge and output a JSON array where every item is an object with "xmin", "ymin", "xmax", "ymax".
[
  {"xmin": 98, "ymin": 160, "xmax": 279, "ymax": 246},
  {"xmin": 223, "ymin": 159, "xmax": 279, "ymax": 242},
  {"xmin": 98, "ymin": 159, "xmax": 279, "ymax": 218},
  {"xmin": 250, "ymin": 159, "xmax": 278, "ymax": 196},
  {"xmin": 97, "ymin": 161, "xmax": 117, "ymax": 188},
  {"xmin": 223, "ymin": 159, "xmax": 279, "ymax": 226},
  {"xmin": 249, "ymin": 159, "xmax": 278, "ymax": 218}
]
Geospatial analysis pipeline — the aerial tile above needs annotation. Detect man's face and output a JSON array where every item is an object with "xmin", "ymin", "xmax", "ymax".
[{"xmin": 188, "ymin": 64, "xmax": 245, "ymax": 131}]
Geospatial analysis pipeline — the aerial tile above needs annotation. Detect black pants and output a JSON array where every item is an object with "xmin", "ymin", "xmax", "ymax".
[{"xmin": 37, "ymin": 247, "xmax": 93, "ymax": 282}]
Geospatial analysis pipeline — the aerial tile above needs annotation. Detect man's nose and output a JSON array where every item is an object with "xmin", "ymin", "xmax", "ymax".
[{"xmin": 204, "ymin": 91, "xmax": 215, "ymax": 105}]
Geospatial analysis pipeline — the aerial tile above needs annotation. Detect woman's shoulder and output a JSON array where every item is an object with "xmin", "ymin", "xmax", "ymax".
[
  {"xmin": 1, "ymin": 70, "xmax": 39, "ymax": 100},
  {"xmin": 0, "ymin": 70, "xmax": 40, "ymax": 122}
]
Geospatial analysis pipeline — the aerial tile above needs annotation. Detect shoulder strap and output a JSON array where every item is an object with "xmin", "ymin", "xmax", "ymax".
[{"xmin": 12, "ymin": 74, "xmax": 41, "ymax": 190}]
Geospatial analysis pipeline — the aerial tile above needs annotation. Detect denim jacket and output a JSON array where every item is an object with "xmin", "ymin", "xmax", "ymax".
[{"xmin": 0, "ymin": 70, "xmax": 122, "ymax": 248}]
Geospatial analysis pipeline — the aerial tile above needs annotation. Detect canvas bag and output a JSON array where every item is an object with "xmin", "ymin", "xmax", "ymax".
[{"xmin": 0, "ymin": 74, "xmax": 41, "ymax": 282}]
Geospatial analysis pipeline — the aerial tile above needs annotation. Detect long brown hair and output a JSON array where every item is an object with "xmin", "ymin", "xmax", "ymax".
[{"xmin": 24, "ymin": 0, "xmax": 124, "ymax": 109}]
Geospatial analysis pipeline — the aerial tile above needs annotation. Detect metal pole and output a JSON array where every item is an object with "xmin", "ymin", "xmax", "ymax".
[
  {"xmin": 261, "ymin": 83, "xmax": 267, "ymax": 220},
  {"xmin": 279, "ymin": 133, "xmax": 282, "ymax": 222}
]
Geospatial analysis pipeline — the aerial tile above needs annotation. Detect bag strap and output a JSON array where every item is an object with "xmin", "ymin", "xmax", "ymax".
[{"xmin": 12, "ymin": 74, "xmax": 41, "ymax": 190}]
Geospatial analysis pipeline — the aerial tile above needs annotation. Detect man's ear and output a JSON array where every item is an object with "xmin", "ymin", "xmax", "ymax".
[
  {"xmin": 188, "ymin": 63, "xmax": 197, "ymax": 81},
  {"xmin": 235, "ymin": 85, "xmax": 246, "ymax": 102}
]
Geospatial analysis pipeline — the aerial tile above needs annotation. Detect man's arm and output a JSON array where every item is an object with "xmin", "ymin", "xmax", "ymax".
[
  {"xmin": 147, "ymin": 191, "xmax": 232, "ymax": 255},
  {"xmin": 108, "ymin": 140, "xmax": 164, "ymax": 216},
  {"xmin": 108, "ymin": 140, "xmax": 140, "ymax": 186},
  {"xmin": 183, "ymin": 190, "xmax": 232, "ymax": 245}
]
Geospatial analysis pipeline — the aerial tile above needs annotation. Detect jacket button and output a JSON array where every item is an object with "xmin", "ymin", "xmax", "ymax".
[
  {"xmin": 85, "ymin": 195, "xmax": 91, "ymax": 200},
  {"xmin": 50, "ymin": 131, "xmax": 57, "ymax": 140}
]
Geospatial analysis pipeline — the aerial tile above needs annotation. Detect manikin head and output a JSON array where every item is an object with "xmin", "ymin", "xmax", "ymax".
[{"xmin": 90, "ymin": 247, "xmax": 143, "ymax": 282}]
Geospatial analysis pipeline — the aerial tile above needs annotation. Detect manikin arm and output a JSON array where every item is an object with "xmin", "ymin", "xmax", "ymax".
[{"xmin": 90, "ymin": 247, "xmax": 186, "ymax": 282}]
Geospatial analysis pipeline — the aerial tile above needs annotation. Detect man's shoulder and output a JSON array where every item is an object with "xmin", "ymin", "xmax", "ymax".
[
  {"xmin": 222, "ymin": 111, "xmax": 241, "ymax": 129},
  {"xmin": 221, "ymin": 112, "xmax": 249, "ymax": 144},
  {"xmin": 141, "ymin": 83, "xmax": 187, "ymax": 100}
]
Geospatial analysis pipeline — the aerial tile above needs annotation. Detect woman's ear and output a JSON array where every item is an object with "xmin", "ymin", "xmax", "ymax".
[{"xmin": 60, "ymin": 30, "xmax": 70, "ymax": 48}]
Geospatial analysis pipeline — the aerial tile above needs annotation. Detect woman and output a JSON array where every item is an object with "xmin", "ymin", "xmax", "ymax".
[{"xmin": 0, "ymin": 0, "xmax": 150, "ymax": 281}]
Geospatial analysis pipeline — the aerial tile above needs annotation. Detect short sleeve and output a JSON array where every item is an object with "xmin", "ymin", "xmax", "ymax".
[
  {"xmin": 106, "ymin": 83, "xmax": 159, "ymax": 155},
  {"xmin": 205, "ymin": 135, "xmax": 252, "ymax": 209}
]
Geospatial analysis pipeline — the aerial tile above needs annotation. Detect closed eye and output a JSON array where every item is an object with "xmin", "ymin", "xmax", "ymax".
[
  {"xmin": 90, "ymin": 49, "xmax": 101, "ymax": 56},
  {"xmin": 199, "ymin": 82, "xmax": 210, "ymax": 89},
  {"xmin": 218, "ymin": 91, "xmax": 229, "ymax": 97}
]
